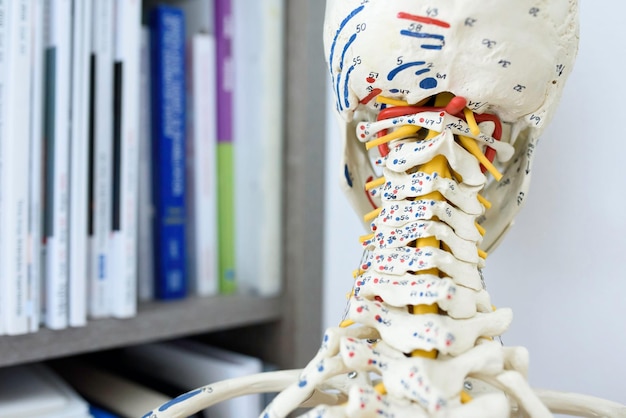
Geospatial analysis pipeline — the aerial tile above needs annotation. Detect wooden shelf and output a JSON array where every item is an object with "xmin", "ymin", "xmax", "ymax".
[{"xmin": 0, "ymin": 295, "xmax": 282, "ymax": 368}]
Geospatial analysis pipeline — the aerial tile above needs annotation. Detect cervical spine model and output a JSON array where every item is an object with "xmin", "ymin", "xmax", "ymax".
[
  {"xmin": 262, "ymin": 1, "xmax": 622, "ymax": 416},
  {"xmin": 143, "ymin": 1, "xmax": 626, "ymax": 417}
]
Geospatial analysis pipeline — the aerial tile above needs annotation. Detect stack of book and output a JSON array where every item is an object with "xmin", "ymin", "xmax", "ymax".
[
  {"xmin": 0, "ymin": 342, "xmax": 265, "ymax": 418},
  {"xmin": 47, "ymin": 339, "xmax": 266, "ymax": 417},
  {"xmin": 0, "ymin": 0, "xmax": 284, "ymax": 336},
  {"xmin": 0, "ymin": 364, "xmax": 92, "ymax": 418}
]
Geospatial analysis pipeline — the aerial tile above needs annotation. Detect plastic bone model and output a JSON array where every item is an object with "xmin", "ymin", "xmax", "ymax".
[{"xmin": 143, "ymin": 1, "xmax": 626, "ymax": 417}]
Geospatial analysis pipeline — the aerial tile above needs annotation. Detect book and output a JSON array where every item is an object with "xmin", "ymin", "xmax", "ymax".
[
  {"xmin": 28, "ymin": 0, "xmax": 47, "ymax": 333},
  {"xmin": 153, "ymin": 0, "xmax": 218, "ymax": 298},
  {"xmin": 87, "ymin": 0, "xmax": 115, "ymax": 318},
  {"xmin": 110, "ymin": 0, "xmax": 141, "ymax": 318},
  {"xmin": 186, "ymin": 32, "xmax": 219, "ymax": 297},
  {"xmin": 0, "ymin": 0, "xmax": 7, "ymax": 336},
  {"xmin": 2, "ymin": 0, "xmax": 33, "ymax": 335},
  {"xmin": 0, "ymin": 0, "xmax": 29, "ymax": 335},
  {"xmin": 144, "ymin": 0, "xmax": 218, "ymax": 298},
  {"xmin": 68, "ymin": 0, "xmax": 92, "ymax": 328},
  {"xmin": 137, "ymin": 26, "xmax": 154, "ymax": 302},
  {"xmin": 52, "ymin": 359, "xmax": 172, "ymax": 418},
  {"xmin": 43, "ymin": 0, "xmax": 72, "ymax": 330},
  {"xmin": 0, "ymin": 364, "xmax": 91, "ymax": 418},
  {"xmin": 215, "ymin": 0, "xmax": 236, "ymax": 294},
  {"xmin": 118, "ymin": 340, "xmax": 263, "ymax": 417},
  {"xmin": 150, "ymin": 4, "xmax": 188, "ymax": 300},
  {"xmin": 233, "ymin": 0, "xmax": 284, "ymax": 296}
]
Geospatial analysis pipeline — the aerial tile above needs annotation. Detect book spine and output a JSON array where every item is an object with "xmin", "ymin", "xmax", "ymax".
[
  {"xmin": 150, "ymin": 5, "xmax": 187, "ymax": 300},
  {"xmin": 257, "ymin": 0, "xmax": 284, "ymax": 296},
  {"xmin": 0, "ymin": 0, "xmax": 32, "ymax": 335},
  {"xmin": 187, "ymin": 33, "xmax": 218, "ymax": 297},
  {"xmin": 88, "ymin": 0, "xmax": 114, "ymax": 318},
  {"xmin": 111, "ymin": 0, "xmax": 141, "ymax": 318},
  {"xmin": 215, "ymin": 0, "xmax": 236, "ymax": 294},
  {"xmin": 28, "ymin": 0, "xmax": 46, "ymax": 332},
  {"xmin": 232, "ymin": 0, "xmax": 255, "ymax": 296},
  {"xmin": 0, "ymin": 0, "xmax": 7, "ymax": 336},
  {"xmin": 15, "ymin": 0, "xmax": 33, "ymax": 334},
  {"xmin": 68, "ymin": 0, "xmax": 91, "ymax": 327},
  {"xmin": 233, "ymin": 0, "xmax": 284, "ymax": 296},
  {"xmin": 137, "ymin": 26, "xmax": 154, "ymax": 302},
  {"xmin": 43, "ymin": 0, "xmax": 71, "ymax": 330}
]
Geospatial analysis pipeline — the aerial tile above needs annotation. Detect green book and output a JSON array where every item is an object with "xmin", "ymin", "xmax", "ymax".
[{"xmin": 217, "ymin": 143, "xmax": 236, "ymax": 294}]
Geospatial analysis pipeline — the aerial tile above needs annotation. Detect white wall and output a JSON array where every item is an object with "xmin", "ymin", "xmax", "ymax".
[{"xmin": 323, "ymin": 0, "xmax": 626, "ymax": 405}]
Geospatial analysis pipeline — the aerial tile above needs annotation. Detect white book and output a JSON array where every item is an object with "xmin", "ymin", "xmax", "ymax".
[
  {"xmin": 110, "ymin": 0, "xmax": 141, "ymax": 318},
  {"xmin": 88, "ymin": 0, "xmax": 114, "ymax": 319},
  {"xmin": 186, "ymin": 33, "xmax": 219, "ymax": 297},
  {"xmin": 43, "ymin": 0, "xmax": 72, "ymax": 330},
  {"xmin": 233, "ymin": 0, "xmax": 284, "ymax": 296},
  {"xmin": 1, "ymin": 0, "xmax": 32, "ymax": 336},
  {"xmin": 0, "ymin": 0, "xmax": 9, "ymax": 336},
  {"xmin": 68, "ymin": 0, "xmax": 92, "ymax": 328},
  {"xmin": 119, "ymin": 340, "xmax": 263, "ymax": 417},
  {"xmin": 0, "ymin": 364, "xmax": 91, "ymax": 418},
  {"xmin": 28, "ymin": 0, "xmax": 46, "ymax": 333},
  {"xmin": 137, "ymin": 26, "xmax": 154, "ymax": 302}
]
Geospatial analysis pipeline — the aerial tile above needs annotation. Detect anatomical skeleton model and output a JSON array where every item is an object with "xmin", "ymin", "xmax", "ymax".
[{"xmin": 144, "ymin": 1, "xmax": 626, "ymax": 417}]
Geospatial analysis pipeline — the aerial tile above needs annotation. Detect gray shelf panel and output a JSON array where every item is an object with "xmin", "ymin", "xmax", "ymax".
[{"xmin": 0, "ymin": 295, "xmax": 282, "ymax": 368}]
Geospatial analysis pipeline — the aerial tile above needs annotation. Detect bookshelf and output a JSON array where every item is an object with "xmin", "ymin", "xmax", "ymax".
[
  {"xmin": 0, "ymin": 295, "xmax": 282, "ymax": 368},
  {"xmin": 0, "ymin": 0, "xmax": 326, "ymax": 376}
]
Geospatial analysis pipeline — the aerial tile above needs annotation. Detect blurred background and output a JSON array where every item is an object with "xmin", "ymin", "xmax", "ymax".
[{"xmin": 323, "ymin": 0, "xmax": 626, "ymax": 405}]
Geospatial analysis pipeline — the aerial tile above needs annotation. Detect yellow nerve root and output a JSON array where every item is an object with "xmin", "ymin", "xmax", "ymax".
[
  {"xmin": 365, "ymin": 176, "xmax": 386, "ymax": 191},
  {"xmin": 374, "ymin": 382, "xmax": 388, "ymax": 395},
  {"xmin": 477, "ymin": 194, "xmax": 492, "ymax": 209},
  {"xmin": 457, "ymin": 135, "xmax": 503, "ymax": 181},
  {"xmin": 366, "ymin": 125, "xmax": 420, "ymax": 150},
  {"xmin": 463, "ymin": 107, "xmax": 481, "ymax": 136},
  {"xmin": 339, "ymin": 319, "xmax": 355, "ymax": 328},
  {"xmin": 376, "ymin": 96, "xmax": 409, "ymax": 107},
  {"xmin": 364, "ymin": 207, "xmax": 382, "ymax": 222},
  {"xmin": 461, "ymin": 390, "xmax": 473, "ymax": 404}
]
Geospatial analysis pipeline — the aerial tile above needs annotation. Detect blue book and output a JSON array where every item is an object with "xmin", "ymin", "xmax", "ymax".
[{"xmin": 150, "ymin": 5, "xmax": 187, "ymax": 299}]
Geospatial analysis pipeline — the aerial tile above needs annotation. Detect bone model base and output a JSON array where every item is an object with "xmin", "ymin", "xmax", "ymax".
[{"xmin": 144, "ymin": 1, "xmax": 626, "ymax": 417}]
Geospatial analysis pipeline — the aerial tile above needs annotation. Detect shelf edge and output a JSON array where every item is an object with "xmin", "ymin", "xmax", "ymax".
[{"xmin": 0, "ymin": 295, "xmax": 282, "ymax": 368}]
